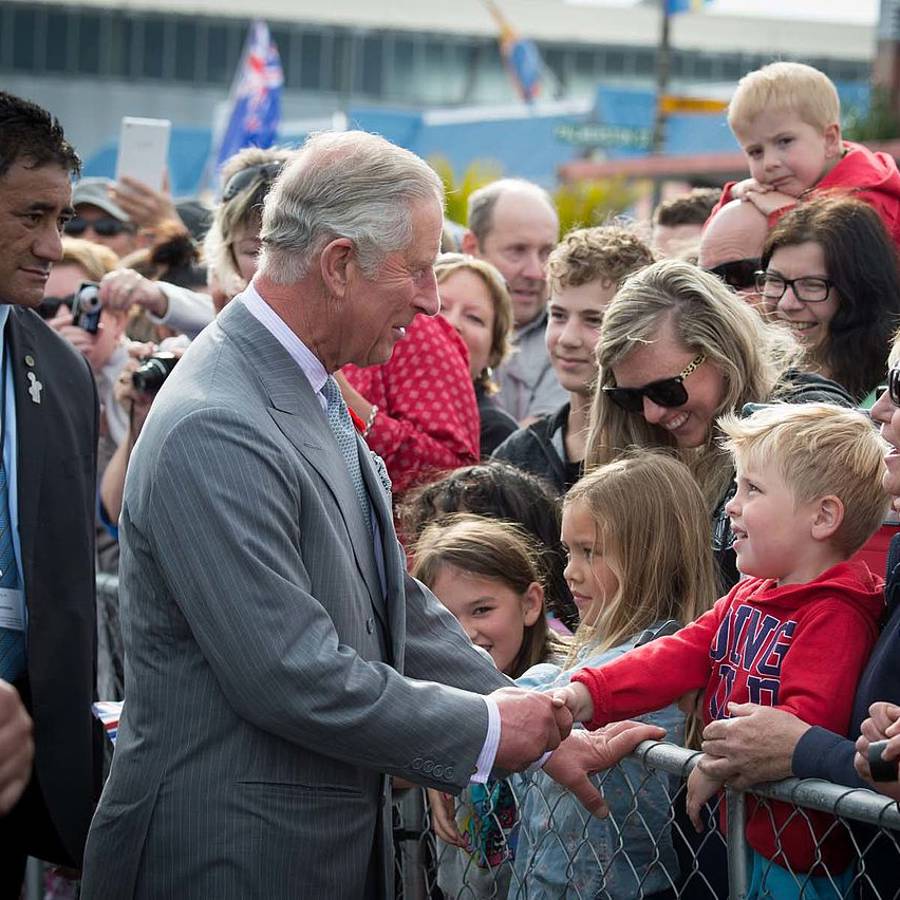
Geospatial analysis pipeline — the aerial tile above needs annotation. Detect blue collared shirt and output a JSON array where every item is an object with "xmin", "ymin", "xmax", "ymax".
[{"xmin": 0, "ymin": 305, "xmax": 25, "ymax": 623}]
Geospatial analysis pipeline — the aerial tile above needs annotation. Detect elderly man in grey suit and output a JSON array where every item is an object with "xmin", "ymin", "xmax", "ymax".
[{"xmin": 81, "ymin": 131, "xmax": 659, "ymax": 898}]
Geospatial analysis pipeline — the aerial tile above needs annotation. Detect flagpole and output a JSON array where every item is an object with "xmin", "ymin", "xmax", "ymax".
[{"xmin": 651, "ymin": 0, "xmax": 672, "ymax": 206}]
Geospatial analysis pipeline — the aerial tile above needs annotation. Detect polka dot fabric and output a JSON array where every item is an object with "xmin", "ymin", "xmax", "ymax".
[{"xmin": 342, "ymin": 313, "xmax": 480, "ymax": 496}]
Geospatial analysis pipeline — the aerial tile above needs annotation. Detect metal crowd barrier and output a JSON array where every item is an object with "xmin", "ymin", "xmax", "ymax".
[{"xmin": 393, "ymin": 740, "xmax": 900, "ymax": 900}]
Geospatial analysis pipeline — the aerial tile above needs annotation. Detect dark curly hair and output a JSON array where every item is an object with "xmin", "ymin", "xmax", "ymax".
[
  {"xmin": 762, "ymin": 194, "xmax": 900, "ymax": 401},
  {"xmin": 0, "ymin": 91, "xmax": 80, "ymax": 178},
  {"xmin": 399, "ymin": 462, "xmax": 578, "ymax": 630}
]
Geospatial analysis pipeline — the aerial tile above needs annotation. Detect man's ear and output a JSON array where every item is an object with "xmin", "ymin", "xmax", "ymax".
[
  {"xmin": 319, "ymin": 238, "xmax": 356, "ymax": 298},
  {"xmin": 460, "ymin": 230, "xmax": 480, "ymax": 256},
  {"xmin": 823, "ymin": 122, "xmax": 842, "ymax": 160},
  {"xmin": 811, "ymin": 494, "xmax": 844, "ymax": 542}
]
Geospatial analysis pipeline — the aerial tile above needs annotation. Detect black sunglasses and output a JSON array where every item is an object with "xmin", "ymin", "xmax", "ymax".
[
  {"xmin": 603, "ymin": 353, "xmax": 707, "ymax": 413},
  {"xmin": 707, "ymin": 258, "xmax": 761, "ymax": 291},
  {"xmin": 65, "ymin": 216, "xmax": 132, "ymax": 238},
  {"xmin": 221, "ymin": 162, "xmax": 284, "ymax": 203},
  {"xmin": 879, "ymin": 366, "xmax": 900, "ymax": 407},
  {"xmin": 37, "ymin": 295, "xmax": 74, "ymax": 319}
]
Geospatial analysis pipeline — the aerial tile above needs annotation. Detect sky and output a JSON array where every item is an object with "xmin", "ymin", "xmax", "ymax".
[{"xmin": 569, "ymin": 0, "xmax": 881, "ymax": 25}]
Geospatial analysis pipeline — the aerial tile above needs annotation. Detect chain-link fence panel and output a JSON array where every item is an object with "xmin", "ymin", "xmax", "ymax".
[{"xmin": 393, "ymin": 740, "xmax": 900, "ymax": 900}]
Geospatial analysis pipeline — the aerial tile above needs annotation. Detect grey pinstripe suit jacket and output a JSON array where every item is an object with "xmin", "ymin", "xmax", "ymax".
[{"xmin": 81, "ymin": 297, "xmax": 509, "ymax": 898}]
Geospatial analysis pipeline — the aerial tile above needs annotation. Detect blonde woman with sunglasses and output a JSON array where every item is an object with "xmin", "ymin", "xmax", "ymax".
[{"xmin": 585, "ymin": 258, "xmax": 853, "ymax": 591}]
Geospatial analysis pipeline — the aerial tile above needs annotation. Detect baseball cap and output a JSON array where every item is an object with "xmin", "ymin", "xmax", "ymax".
[{"xmin": 71, "ymin": 177, "xmax": 130, "ymax": 223}]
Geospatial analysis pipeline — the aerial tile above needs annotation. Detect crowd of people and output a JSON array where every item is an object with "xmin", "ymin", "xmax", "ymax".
[{"xmin": 1, "ymin": 56, "xmax": 900, "ymax": 900}]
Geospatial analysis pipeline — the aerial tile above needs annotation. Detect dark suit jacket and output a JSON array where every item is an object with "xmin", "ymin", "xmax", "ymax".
[{"xmin": 0, "ymin": 306, "xmax": 101, "ymax": 865}]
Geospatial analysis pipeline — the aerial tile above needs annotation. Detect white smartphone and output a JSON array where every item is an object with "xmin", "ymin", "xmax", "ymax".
[{"xmin": 115, "ymin": 117, "xmax": 171, "ymax": 191}]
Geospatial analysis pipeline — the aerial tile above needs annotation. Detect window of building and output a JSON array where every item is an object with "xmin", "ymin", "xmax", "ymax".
[
  {"xmin": 12, "ymin": 6, "xmax": 37, "ymax": 71},
  {"xmin": 356, "ymin": 34, "xmax": 385, "ymax": 96},
  {"xmin": 300, "ymin": 31, "xmax": 324, "ymax": 89}
]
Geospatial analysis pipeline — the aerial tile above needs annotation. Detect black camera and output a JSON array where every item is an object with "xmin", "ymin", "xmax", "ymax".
[
  {"xmin": 132, "ymin": 352, "xmax": 179, "ymax": 393},
  {"xmin": 71, "ymin": 282, "xmax": 102, "ymax": 334}
]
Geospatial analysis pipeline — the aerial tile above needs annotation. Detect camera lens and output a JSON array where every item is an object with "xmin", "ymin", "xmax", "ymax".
[{"xmin": 132, "ymin": 352, "xmax": 178, "ymax": 393}]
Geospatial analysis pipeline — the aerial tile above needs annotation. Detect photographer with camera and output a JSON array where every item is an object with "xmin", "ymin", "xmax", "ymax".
[
  {"xmin": 100, "ymin": 339, "xmax": 185, "ymax": 528},
  {"xmin": 44, "ymin": 238, "xmax": 129, "ymax": 450}
]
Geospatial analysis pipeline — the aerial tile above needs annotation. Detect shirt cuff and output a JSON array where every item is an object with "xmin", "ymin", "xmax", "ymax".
[{"xmin": 471, "ymin": 695, "xmax": 501, "ymax": 783}]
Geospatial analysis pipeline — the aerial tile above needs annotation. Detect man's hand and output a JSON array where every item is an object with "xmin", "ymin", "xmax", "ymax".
[
  {"xmin": 552, "ymin": 681, "xmax": 594, "ymax": 724},
  {"xmin": 0, "ymin": 680, "xmax": 33, "ymax": 815},
  {"xmin": 854, "ymin": 702, "xmax": 900, "ymax": 800},
  {"xmin": 492, "ymin": 687, "xmax": 572, "ymax": 772},
  {"xmin": 543, "ymin": 721, "xmax": 666, "ymax": 818},
  {"xmin": 699, "ymin": 702, "xmax": 808, "ymax": 789},
  {"xmin": 99, "ymin": 269, "xmax": 168, "ymax": 317},
  {"xmin": 686, "ymin": 761, "xmax": 722, "ymax": 832},
  {"xmin": 46, "ymin": 306, "xmax": 96, "ymax": 359}
]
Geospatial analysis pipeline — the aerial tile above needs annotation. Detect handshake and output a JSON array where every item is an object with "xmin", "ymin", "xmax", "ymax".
[{"xmin": 489, "ymin": 683, "xmax": 661, "ymax": 819}]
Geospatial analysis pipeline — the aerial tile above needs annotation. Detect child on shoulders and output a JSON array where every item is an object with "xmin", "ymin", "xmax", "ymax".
[{"xmin": 711, "ymin": 62, "xmax": 900, "ymax": 248}]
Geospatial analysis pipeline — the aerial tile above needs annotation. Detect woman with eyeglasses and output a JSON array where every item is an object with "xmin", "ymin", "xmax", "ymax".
[
  {"xmin": 694, "ymin": 348, "xmax": 900, "ymax": 898},
  {"xmin": 757, "ymin": 194, "xmax": 900, "ymax": 405},
  {"xmin": 585, "ymin": 258, "xmax": 853, "ymax": 592}
]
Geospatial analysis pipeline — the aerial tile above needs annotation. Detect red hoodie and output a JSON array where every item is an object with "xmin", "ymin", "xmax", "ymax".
[
  {"xmin": 572, "ymin": 559, "xmax": 884, "ymax": 874},
  {"xmin": 710, "ymin": 141, "xmax": 900, "ymax": 247}
]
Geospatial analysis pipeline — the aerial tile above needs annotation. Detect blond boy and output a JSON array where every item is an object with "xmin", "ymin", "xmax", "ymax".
[
  {"xmin": 710, "ymin": 62, "xmax": 900, "ymax": 247},
  {"xmin": 559, "ymin": 403, "xmax": 888, "ymax": 893}
]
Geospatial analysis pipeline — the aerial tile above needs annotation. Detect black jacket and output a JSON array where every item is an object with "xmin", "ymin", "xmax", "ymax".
[{"xmin": 491, "ymin": 403, "xmax": 581, "ymax": 496}]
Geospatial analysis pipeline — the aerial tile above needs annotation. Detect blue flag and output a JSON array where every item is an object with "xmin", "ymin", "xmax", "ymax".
[
  {"xmin": 215, "ymin": 20, "xmax": 283, "ymax": 173},
  {"xmin": 666, "ymin": 0, "xmax": 712, "ymax": 13}
]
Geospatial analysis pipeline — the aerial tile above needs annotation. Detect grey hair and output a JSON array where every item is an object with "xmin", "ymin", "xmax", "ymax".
[
  {"xmin": 258, "ymin": 130, "xmax": 444, "ymax": 284},
  {"xmin": 466, "ymin": 178, "xmax": 556, "ymax": 245}
]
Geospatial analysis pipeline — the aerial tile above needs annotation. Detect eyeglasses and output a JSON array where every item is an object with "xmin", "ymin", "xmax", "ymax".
[
  {"xmin": 221, "ymin": 162, "xmax": 284, "ymax": 202},
  {"xmin": 64, "ymin": 216, "xmax": 132, "ymax": 238},
  {"xmin": 707, "ymin": 258, "xmax": 761, "ymax": 291},
  {"xmin": 603, "ymin": 353, "xmax": 707, "ymax": 413},
  {"xmin": 754, "ymin": 271, "xmax": 834, "ymax": 304}
]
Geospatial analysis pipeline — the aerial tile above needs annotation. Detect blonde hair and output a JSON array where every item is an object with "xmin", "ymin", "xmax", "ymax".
[
  {"xmin": 59, "ymin": 237, "xmax": 119, "ymax": 281},
  {"xmin": 434, "ymin": 253, "xmax": 513, "ymax": 393},
  {"xmin": 719, "ymin": 403, "xmax": 889, "ymax": 558},
  {"xmin": 549, "ymin": 223, "xmax": 654, "ymax": 293},
  {"xmin": 204, "ymin": 146, "xmax": 296, "ymax": 299},
  {"xmin": 563, "ymin": 453, "xmax": 717, "ymax": 664},
  {"xmin": 411, "ymin": 514, "xmax": 567, "ymax": 677},
  {"xmin": 585, "ymin": 258, "xmax": 800, "ymax": 510},
  {"xmin": 728, "ymin": 62, "xmax": 840, "ymax": 134}
]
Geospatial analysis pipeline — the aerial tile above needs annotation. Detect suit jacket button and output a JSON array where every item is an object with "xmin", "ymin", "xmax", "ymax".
[
  {"xmin": 423, "ymin": 760, "xmax": 434, "ymax": 774},
  {"xmin": 366, "ymin": 618, "xmax": 375, "ymax": 634},
  {"xmin": 432, "ymin": 765, "xmax": 443, "ymax": 778},
  {"xmin": 412, "ymin": 758, "xmax": 423, "ymax": 771}
]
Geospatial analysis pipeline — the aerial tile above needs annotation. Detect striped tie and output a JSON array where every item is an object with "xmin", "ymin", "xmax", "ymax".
[{"xmin": 0, "ymin": 451, "xmax": 24, "ymax": 683}]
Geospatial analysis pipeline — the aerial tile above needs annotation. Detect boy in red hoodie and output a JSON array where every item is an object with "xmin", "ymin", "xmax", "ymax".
[
  {"xmin": 710, "ymin": 62, "xmax": 900, "ymax": 248},
  {"xmin": 559, "ymin": 403, "xmax": 888, "ymax": 896}
]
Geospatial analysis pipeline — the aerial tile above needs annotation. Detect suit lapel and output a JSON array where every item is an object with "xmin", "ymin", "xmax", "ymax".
[
  {"xmin": 6, "ymin": 312, "xmax": 44, "ymax": 594},
  {"xmin": 219, "ymin": 301, "xmax": 387, "ymax": 625}
]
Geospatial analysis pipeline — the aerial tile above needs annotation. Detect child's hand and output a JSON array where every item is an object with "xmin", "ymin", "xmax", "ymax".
[
  {"xmin": 743, "ymin": 189, "xmax": 796, "ymax": 217},
  {"xmin": 731, "ymin": 177, "xmax": 769, "ymax": 199},
  {"xmin": 686, "ymin": 760, "xmax": 722, "ymax": 833},
  {"xmin": 552, "ymin": 682, "xmax": 594, "ymax": 723},
  {"xmin": 426, "ymin": 788, "xmax": 466, "ymax": 847}
]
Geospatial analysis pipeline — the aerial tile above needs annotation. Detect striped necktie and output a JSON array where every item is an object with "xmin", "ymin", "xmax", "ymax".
[{"xmin": 0, "ymin": 428, "xmax": 24, "ymax": 682}]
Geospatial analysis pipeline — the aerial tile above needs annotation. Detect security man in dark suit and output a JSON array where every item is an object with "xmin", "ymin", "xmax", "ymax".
[{"xmin": 0, "ymin": 90, "xmax": 101, "ymax": 896}]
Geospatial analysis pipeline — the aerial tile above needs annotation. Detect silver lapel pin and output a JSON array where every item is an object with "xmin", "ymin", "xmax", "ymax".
[{"xmin": 26, "ymin": 371, "xmax": 43, "ymax": 404}]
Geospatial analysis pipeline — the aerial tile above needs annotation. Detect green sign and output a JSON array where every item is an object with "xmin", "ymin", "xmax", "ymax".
[{"xmin": 556, "ymin": 122, "xmax": 653, "ymax": 150}]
